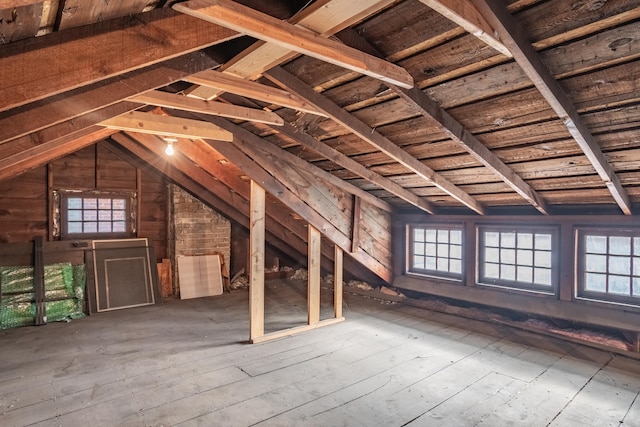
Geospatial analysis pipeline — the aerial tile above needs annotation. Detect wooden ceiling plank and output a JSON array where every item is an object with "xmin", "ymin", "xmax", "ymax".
[
  {"xmin": 129, "ymin": 90, "xmax": 284, "ymax": 126},
  {"xmin": 265, "ymin": 66, "xmax": 486, "ymax": 215},
  {"xmin": 183, "ymin": 70, "xmax": 325, "ymax": 116},
  {"xmin": 275, "ymin": 121, "xmax": 437, "ymax": 214},
  {"xmin": 174, "ymin": 0, "xmax": 413, "ymax": 91},
  {"xmin": 99, "ymin": 111, "xmax": 233, "ymax": 141},
  {"xmin": 472, "ymin": 0, "xmax": 632, "ymax": 215},
  {"xmin": 419, "ymin": 0, "xmax": 511, "ymax": 57},
  {"xmin": 0, "ymin": 127, "xmax": 115, "ymax": 182},
  {"xmin": 0, "ymin": 51, "xmax": 223, "ymax": 145},
  {"xmin": 0, "ymin": 8, "xmax": 239, "ymax": 113}
]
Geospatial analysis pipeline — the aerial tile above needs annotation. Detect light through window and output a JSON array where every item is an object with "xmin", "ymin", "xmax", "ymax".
[
  {"xmin": 409, "ymin": 225, "xmax": 463, "ymax": 280},
  {"xmin": 57, "ymin": 190, "xmax": 134, "ymax": 239}
]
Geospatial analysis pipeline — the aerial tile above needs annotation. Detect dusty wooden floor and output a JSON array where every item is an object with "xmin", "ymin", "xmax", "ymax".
[{"xmin": 2, "ymin": 279, "xmax": 640, "ymax": 426}]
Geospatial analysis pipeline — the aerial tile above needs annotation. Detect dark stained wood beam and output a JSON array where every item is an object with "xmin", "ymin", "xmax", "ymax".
[
  {"xmin": 174, "ymin": 0, "xmax": 413, "ymax": 89},
  {"xmin": 265, "ymin": 66, "xmax": 486, "ymax": 215},
  {"xmin": 0, "ymin": 8, "xmax": 239, "ymax": 112},
  {"xmin": 0, "ymin": 50, "xmax": 224, "ymax": 145},
  {"xmin": 472, "ymin": 0, "xmax": 632, "ymax": 215}
]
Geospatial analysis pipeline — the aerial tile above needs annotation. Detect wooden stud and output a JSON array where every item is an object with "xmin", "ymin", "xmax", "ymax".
[
  {"xmin": 173, "ymin": 0, "xmax": 414, "ymax": 89},
  {"xmin": 33, "ymin": 236, "xmax": 46, "ymax": 326},
  {"xmin": 249, "ymin": 180, "xmax": 266, "ymax": 342},
  {"xmin": 308, "ymin": 225, "xmax": 321, "ymax": 325},
  {"xmin": 351, "ymin": 196, "xmax": 361, "ymax": 254},
  {"xmin": 99, "ymin": 111, "xmax": 233, "ymax": 141},
  {"xmin": 334, "ymin": 245, "xmax": 343, "ymax": 319}
]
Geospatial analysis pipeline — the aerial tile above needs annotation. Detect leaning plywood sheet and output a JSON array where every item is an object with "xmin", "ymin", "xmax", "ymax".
[{"xmin": 177, "ymin": 255, "xmax": 223, "ymax": 300}]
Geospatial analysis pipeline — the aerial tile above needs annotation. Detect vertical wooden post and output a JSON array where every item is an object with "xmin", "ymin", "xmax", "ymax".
[
  {"xmin": 334, "ymin": 245, "xmax": 343, "ymax": 318},
  {"xmin": 47, "ymin": 164, "xmax": 54, "ymax": 241},
  {"xmin": 351, "ymin": 195, "xmax": 361, "ymax": 253},
  {"xmin": 249, "ymin": 181, "xmax": 265, "ymax": 341},
  {"xmin": 559, "ymin": 221, "xmax": 574, "ymax": 301},
  {"xmin": 308, "ymin": 225, "xmax": 321, "ymax": 325},
  {"xmin": 136, "ymin": 168, "xmax": 142, "ymax": 236}
]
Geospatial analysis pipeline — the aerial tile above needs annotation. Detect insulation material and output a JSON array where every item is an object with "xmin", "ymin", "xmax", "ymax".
[{"xmin": 177, "ymin": 255, "xmax": 223, "ymax": 299}]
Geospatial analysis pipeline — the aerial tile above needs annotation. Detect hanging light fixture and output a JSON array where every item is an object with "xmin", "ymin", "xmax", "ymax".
[{"xmin": 163, "ymin": 137, "xmax": 177, "ymax": 156}]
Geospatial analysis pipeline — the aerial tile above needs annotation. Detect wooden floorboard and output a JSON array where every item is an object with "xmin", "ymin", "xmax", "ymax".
[{"xmin": 1, "ymin": 279, "xmax": 640, "ymax": 426}]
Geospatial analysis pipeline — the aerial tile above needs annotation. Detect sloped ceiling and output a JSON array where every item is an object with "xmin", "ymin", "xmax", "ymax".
[{"xmin": 1, "ymin": 0, "xmax": 639, "ymax": 280}]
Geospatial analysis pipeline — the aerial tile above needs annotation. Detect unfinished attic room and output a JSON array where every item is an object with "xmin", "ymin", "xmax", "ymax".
[{"xmin": 3, "ymin": 0, "xmax": 640, "ymax": 425}]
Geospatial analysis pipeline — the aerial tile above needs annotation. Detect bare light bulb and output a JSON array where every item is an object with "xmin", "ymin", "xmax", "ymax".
[{"xmin": 165, "ymin": 142, "xmax": 174, "ymax": 156}]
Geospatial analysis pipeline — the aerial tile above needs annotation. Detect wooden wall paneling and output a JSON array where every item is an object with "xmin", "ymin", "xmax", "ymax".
[
  {"xmin": 249, "ymin": 180, "xmax": 265, "ymax": 342},
  {"xmin": 0, "ymin": 2, "xmax": 43, "ymax": 43},
  {"xmin": 308, "ymin": 225, "xmax": 321, "ymax": 325}
]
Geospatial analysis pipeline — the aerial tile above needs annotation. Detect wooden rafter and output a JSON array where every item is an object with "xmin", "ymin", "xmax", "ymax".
[
  {"xmin": 99, "ymin": 111, "xmax": 233, "ymax": 141},
  {"xmin": 471, "ymin": 0, "xmax": 632, "ymax": 215},
  {"xmin": 265, "ymin": 66, "xmax": 486, "ymax": 215},
  {"xmin": 129, "ymin": 91, "xmax": 284, "ymax": 126},
  {"xmin": 186, "ymin": 0, "xmax": 398, "ymax": 100},
  {"xmin": 0, "ymin": 8, "xmax": 239, "ymax": 113},
  {"xmin": 173, "ymin": 0, "xmax": 413, "ymax": 89},
  {"xmin": 183, "ymin": 70, "xmax": 324, "ymax": 116},
  {"xmin": 419, "ymin": 0, "xmax": 511, "ymax": 57},
  {"xmin": 337, "ymin": 29, "xmax": 549, "ymax": 214}
]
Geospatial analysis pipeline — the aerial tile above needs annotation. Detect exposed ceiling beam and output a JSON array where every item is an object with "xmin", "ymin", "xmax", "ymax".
[
  {"xmin": 265, "ymin": 66, "xmax": 486, "ymax": 215},
  {"xmin": 129, "ymin": 91, "xmax": 284, "ymax": 126},
  {"xmin": 275, "ymin": 121, "xmax": 437, "ymax": 214},
  {"xmin": 419, "ymin": 0, "xmax": 511, "ymax": 57},
  {"xmin": 471, "ymin": 0, "xmax": 632, "ymax": 215},
  {"xmin": 0, "ymin": 8, "xmax": 239, "ymax": 113},
  {"xmin": 173, "ymin": 0, "xmax": 414, "ymax": 89},
  {"xmin": 186, "ymin": 0, "xmax": 397, "ymax": 100},
  {"xmin": 183, "ymin": 70, "xmax": 324, "ymax": 116},
  {"xmin": 99, "ymin": 111, "xmax": 233, "ymax": 141},
  {"xmin": 337, "ymin": 29, "xmax": 549, "ymax": 214},
  {"xmin": 0, "ymin": 127, "xmax": 116, "ymax": 182},
  {"xmin": 0, "ymin": 50, "xmax": 223, "ymax": 145}
]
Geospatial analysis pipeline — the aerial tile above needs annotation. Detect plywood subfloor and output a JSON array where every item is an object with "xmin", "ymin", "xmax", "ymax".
[{"xmin": 1, "ymin": 279, "xmax": 640, "ymax": 426}]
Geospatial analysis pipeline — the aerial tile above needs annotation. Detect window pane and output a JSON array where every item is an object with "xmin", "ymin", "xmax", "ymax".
[
  {"xmin": 113, "ymin": 199, "xmax": 126, "ymax": 210},
  {"xmin": 414, "ymin": 228, "xmax": 425, "ymax": 242},
  {"xmin": 485, "ymin": 247, "xmax": 499, "ymax": 263},
  {"xmin": 586, "ymin": 235, "xmax": 607, "ymax": 254},
  {"xmin": 502, "ymin": 232, "xmax": 516, "ymax": 248},
  {"xmin": 83, "ymin": 210, "xmax": 97, "ymax": 221},
  {"xmin": 634, "ymin": 278, "xmax": 640, "ymax": 297},
  {"xmin": 534, "ymin": 268, "xmax": 552, "ymax": 286},
  {"xmin": 437, "ymin": 258, "xmax": 448, "ymax": 271},
  {"xmin": 517, "ymin": 266, "xmax": 533, "ymax": 283},
  {"xmin": 67, "ymin": 198, "xmax": 82, "ymax": 209},
  {"xmin": 635, "ymin": 237, "xmax": 640, "ymax": 255},
  {"xmin": 426, "ymin": 243, "xmax": 436, "ymax": 255},
  {"xmin": 84, "ymin": 222, "xmax": 97, "ymax": 233},
  {"xmin": 501, "ymin": 264, "xmax": 516, "ymax": 281},
  {"xmin": 437, "ymin": 243, "xmax": 449, "ymax": 257},
  {"xmin": 83, "ymin": 198, "xmax": 97, "ymax": 209},
  {"xmin": 414, "ymin": 242, "xmax": 425, "ymax": 255},
  {"xmin": 425, "ymin": 256, "xmax": 437, "ymax": 270},
  {"xmin": 98, "ymin": 198, "xmax": 111, "ymax": 209},
  {"xmin": 450, "ymin": 230, "xmax": 462, "ymax": 245},
  {"xmin": 413, "ymin": 256, "xmax": 425, "ymax": 269},
  {"xmin": 450, "ymin": 259, "xmax": 462, "ymax": 274},
  {"xmin": 609, "ymin": 275, "xmax": 630, "ymax": 296},
  {"xmin": 485, "ymin": 232, "xmax": 499, "ymax": 247},
  {"xmin": 98, "ymin": 210, "xmax": 112, "ymax": 221},
  {"xmin": 610, "ymin": 236, "xmax": 631, "ymax": 255},
  {"xmin": 586, "ymin": 254, "xmax": 607, "ymax": 273},
  {"xmin": 500, "ymin": 248, "xmax": 515, "ymax": 264},
  {"xmin": 518, "ymin": 249, "xmax": 533, "ymax": 266},
  {"xmin": 437, "ymin": 229, "xmax": 449, "ymax": 243},
  {"xmin": 485, "ymin": 263, "xmax": 499, "ymax": 279},
  {"xmin": 450, "ymin": 245, "xmax": 462, "ymax": 259},
  {"xmin": 634, "ymin": 257, "xmax": 640, "ymax": 276},
  {"xmin": 113, "ymin": 210, "xmax": 126, "ymax": 221},
  {"xmin": 535, "ymin": 234, "xmax": 552, "ymax": 250},
  {"xmin": 68, "ymin": 222, "xmax": 82, "ymax": 233},
  {"xmin": 609, "ymin": 256, "xmax": 630, "ymax": 275},
  {"xmin": 98, "ymin": 222, "xmax": 112, "ymax": 233},
  {"xmin": 425, "ymin": 229, "xmax": 437, "ymax": 242},
  {"xmin": 518, "ymin": 233, "xmax": 533, "ymax": 249},
  {"xmin": 67, "ymin": 210, "xmax": 82, "ymax": 221},
  {"xmin": 585, "ymin": 272, "xmax": 606, "ymax": 292},
  {"xmin": 535, "ymin": 251, "xmax": 552, "ymax": 268},
  {"xmin": 113, "ymin": 222, "xmax": 126, "ymax": 233}
]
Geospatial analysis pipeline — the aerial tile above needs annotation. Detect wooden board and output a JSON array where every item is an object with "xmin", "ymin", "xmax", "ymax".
[{"xmin": 176, "ymin": 255, "xmax": 223, "ymax": 300}]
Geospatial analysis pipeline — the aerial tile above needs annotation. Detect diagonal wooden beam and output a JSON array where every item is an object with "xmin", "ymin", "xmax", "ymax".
[
  {"xmin": 276, "ymin": 121, "xmax": 437, "ymax": 214},
  {"xmin": 99, "ymin": 111, "xmax": 233, "ymax": 141},
  {"xmin": 182, "ymin": 70, "xmax": 324, "ymax": 116},
  {"xmin": 337, "ymin": 29, "xmax": 549, "ymax": 214},
  {"xmin": 129, "ymin": 90, "xmax": 284, "ymax": 126},
  {"xmin": 0, "ymin": 50, "xmax": 224, "ymax": 145},
  {"xmin": 265, "ymin": 66, "xmax": 486, "ymax": 215},
  {"xmin": 173, "ymin": 0, "xmax": 413, "ymax": 89},
  {"xmin": 419, "ymin": 0, "xmax": 511, "ymax": 57},
  {"xmin": 0, "ymin": 8, "xmax": 239, "ymax": 113},
  {"xmin": 472, "ymin": 0, "xmax": 632, "ymax": 215}
]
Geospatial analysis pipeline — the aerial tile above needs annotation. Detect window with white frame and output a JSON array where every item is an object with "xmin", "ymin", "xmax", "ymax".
[
  {"xmin": 577, "ymin": 229, "xmax": 640, "ymax": 305},
  {"xmin": 478, "ymin": 227, "xmax": 556, "ymax": 293},
  {"xmin": 408, "ymin": 224, "xmax": 463, "ymax": 280}
]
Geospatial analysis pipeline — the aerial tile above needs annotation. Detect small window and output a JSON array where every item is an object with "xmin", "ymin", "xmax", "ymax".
[
  {"xmin": 577, "ymin": 229, "xmax": 640, "ymax": 305},
  {"xmin": 57, "ymin": 190, "xmax": 135, "ymax": 239},
  {"xmin": 478, "ymin": 226, "xmax": 556, "ymax": 294},
  {"xmin": 408, "ymin": 224, "xmax": 463, "ymax": 280}
]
